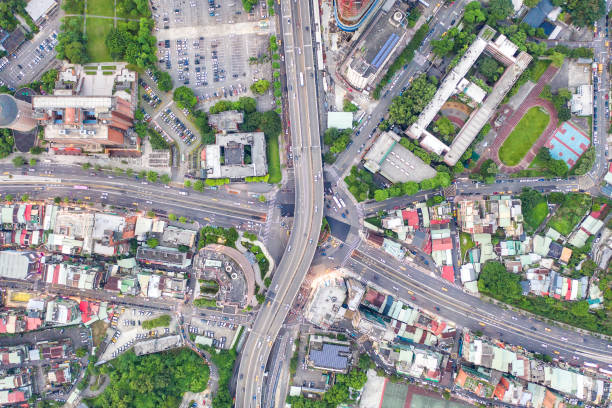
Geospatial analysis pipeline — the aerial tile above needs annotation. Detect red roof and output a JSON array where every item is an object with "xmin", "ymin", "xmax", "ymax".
[
  {"xmin": 402, "ymin": 210, "xmax": 419, "ymax": 227},
  {"xmin": 590, "ymin": 203, "xmax": 607, "ymax": 219},
  {"xmin": 442, "ymin": 266, "xmax": 454, "ymax": 283},
  {"xmin": 423, "ymin": 238, "xmax": 432, "ymax": 254},
  {"xmin": 26, "ymin": 317, "xmax": 41, "ymax": 331},
  {"xmin": 8, "ymin": 391, "xmax": 25, "ymax": 403},
  {"xmin": 430, "ymin": 219, "xmax": 450, "ymax": 225},
  {"xmin": 432, "ymin": 237, "xmax": 453, "ymax": 251},
  {"xmin": 80, "ymin": 301, "xmax": 91, "ymax": 323}
]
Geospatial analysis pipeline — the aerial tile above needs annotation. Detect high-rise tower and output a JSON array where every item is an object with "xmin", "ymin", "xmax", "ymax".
[
  {"xmin": 335, "ymin": 0, "xmax": 379, "ymax": 31},
  {"xmin": 0, "ymin": 94, "xmax": 37, "ymax": 132}
]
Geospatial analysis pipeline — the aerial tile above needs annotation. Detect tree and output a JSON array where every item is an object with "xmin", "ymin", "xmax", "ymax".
[
  {"xmin": 193, "ymin": 180, "xmax": 204, "ymax": 192},
  {"xmin": 157, "ymin": 71, "xmax": 173, "ymax": 92},
  {"xmin": 477, "ymin": 261, "xmax": 523, "ymax": 301},
  {"xmin": 21, "ymin": 194, "xmax": 29, "ymax": 202},
  {"xmin": 259, "ymin": 110, "xmax": 282, "ymax": 138},
  {"xmin": 160, "ymin": 174, "xmax": 171, "ymax": 184},
  {"xmin": 464, "ymin": 1, "xmax": 486, "ymax": 24},
  {"xmin": 342, "ymin": 98, "xmax": 359, "ymax": 112},
  {"xmin": 241, "ymin": 111, "xmax": 263, "ymax": 132},
  {"xmin": 184, "ymin": 180, "xmax": 192, "ymax": 188},
  {"xmin": 146, "ymin": 171, "xmax": 158, "ymax": 183},
  {"xmin": 173, "ymin": 86, "xmax": 198, "ymax": 111},
  {"xmin": 168, "ymin": 213, "xmax": 177, "ymax": 221},
  {"xmin": 431, "ymin": 36, "xmax": 455, "ymax": 57},
  {"xmin": 559, "ymin": 0, "xmax": 605, "ymax": 27},
  {"xmin": 29, "ymin": 158, "xmax": 37, "ymax": 166},
  {"xmin": 250, "ymin": 79, "xmax": 270, "ymax": 95},
  {"xmin": 75, "ymin": 347, "xmax": 88, "ymax": 358},
  {"xmin": 179, "ymin": 216, "xmax": 187, "ymax": 223},
  {"xmin": 488, "ymin": 0, "xmax": 514, "ymax": 21},
  {"xmin": 242, "ymin": 0, "xmax": 257, "ymax": 12},
  {"xmin": 40, "ymin": 69, "xmax": 58, "ymax": 94},
  {"xmin": 478, "ymin": 56, "xmax": 501, "ymax": 82},
  {"xmin": 12, "ymin": 156, "xmax": 25, "ymax": 167},
  {"xmin": 374, "ymin": 189, "xmax": 389, "ymax": 201},
  {"xmin": 54, "ymin": 197, "xmax": 61, "ymax": 204},
  {"xmin": 434, "ymin": 116, "xmax": 455, "ymax": 138},
  {"xmin": 146, "ymin": 238, "xmax": 159, "ymax": 248}
]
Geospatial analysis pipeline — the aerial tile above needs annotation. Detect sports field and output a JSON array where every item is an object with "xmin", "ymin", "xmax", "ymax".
[{"xmin": 499, "ymin": 107, "xmax": 550, "ymax": 166}]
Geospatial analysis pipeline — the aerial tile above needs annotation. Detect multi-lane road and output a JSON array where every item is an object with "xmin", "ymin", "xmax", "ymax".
[
  {"xmin": 0, "ymin": 163, "xmax": 268, "ymax": 228},
  {"xmin": 235, "ymin": 0, "xmax": 324, "ymax": 406},
  {"xmin": 343, "ymin": 241, "xmax": 612, "ymax": 367}
]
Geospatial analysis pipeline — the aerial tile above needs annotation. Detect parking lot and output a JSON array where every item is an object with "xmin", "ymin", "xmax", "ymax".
[
  {"xmin": 188, "ymin": 316, "xmax": 239, "ymax": 350},
  {"xmin": 101, "ymin": 307, "xmax": 177, "ymax": 360},
  {"xmin": 152, "ymin": 0, "xmax": 274, "ymax": 110},
  {"xmin": 154, "ymin": 0, "xmax": 269, "ymax": 29},
  {"xmin": 0, "ymin": 15, "xmax": 62, "ymax": 88},
  {"xmin": 158, "ymin": 33, "xmax": 272, "ymax": 108}
]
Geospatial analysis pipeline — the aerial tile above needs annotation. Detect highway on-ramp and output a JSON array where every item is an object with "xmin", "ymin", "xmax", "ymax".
[{"xmin": 235, "ymin": 0, "xmax": 324, "ymax": 406}]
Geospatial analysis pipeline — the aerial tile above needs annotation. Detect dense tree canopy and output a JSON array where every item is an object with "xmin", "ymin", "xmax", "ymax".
[
  {"xmin": 553, "ymin": 0, "xmax": 605, "ymax": 27},
  {"xmin": 478, "ymin": 261, "xmax": 523, "ymax": 301},
  {"xmin": 0, "ymin": 129, "xmax": 14, "ymax": 159},
  {"xmin": 116, "ymin": 0, "xmax": 151, "ymax": 18},
  {"xmin": 250, "ymin": 79, "xmax": 270, "ymax": 95},
  {"xmin": 488, "ymin": 0, "xmax": 514, "ymax": 21},
  {"xmin": 156, "ymin": 71, "xmax": 173, "ymax": 92},
  {"xmin": 56, "ymin": 18, "xmax": 88, "ymax": 64},
  {"xmin": 40, "ymin": 69, "xmax": 58, "ymax": 94},
  {"xmin": 0, "ymin": 0, "xmax": 25, "ymax": 32},
  {"xmin": 173, "ymin": 86, "xmax": 198, "ymax": 111},
  {"xmin": 388, "ymin": 74, "xmax": 438, "ymax": 127},
  {"xmin": 105, "ymin": 18, "xmax": 157, "ymax": 68},
  {"xmin": 88, "ymin": 349, "xmax": 209, "ymax": 408}
]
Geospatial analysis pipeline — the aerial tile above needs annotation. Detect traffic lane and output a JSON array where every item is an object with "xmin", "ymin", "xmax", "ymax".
[
  {"xmin": 239, "ymin": 0, "xmax": 323, "ymax": 404},
  {"xmin": 2, "ymin": 163, "xmax": 268, "ymax": 212},
  {"xmin": 1, "ymin": 176, "xmax": 267, "ymax": 220},
  {"xmin": 0, "ymin": 184, "xmax": 265, "ymax": 227},
  {"xmin": 350, "ymin": 250, "xmax": 612, "ymax": 364}
]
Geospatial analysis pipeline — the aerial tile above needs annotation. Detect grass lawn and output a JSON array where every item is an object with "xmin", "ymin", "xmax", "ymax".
[
  {"xmin": 530, "ymin": 59, "xmax": 551, "ymax": 82},
  {"xmin": 548, "ymin": 193, "xmax": 591, "ymax": 236},
  {"xmin": 499, "ymin": 107, "xmax": 550, "ymax": 166},
  {"xmin": 86, "ymin": 18, "xmax": 113, "ymax": 62},
  {"xmin": 266, "ymin": 133, "xmax": 282, "ymax": 184},
  {"xmin": 87, "ymin": 0, "xmax": 115, "ymax": 16},
  {"xmin": 526, "ymin": 200, "xmax": 549, "ymax": 232},
  {"xmin": 460, "ymin": 232, "xmax": 474, "ymax": 263},
  {"xmin": 90, "ymin": 320, "xmax": 108, "ymax": 347}
]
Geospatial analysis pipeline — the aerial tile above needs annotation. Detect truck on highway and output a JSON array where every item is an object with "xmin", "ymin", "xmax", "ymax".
[{"xmin": 299, "ymin": 72, "xmax": 304, "ymax": 87}]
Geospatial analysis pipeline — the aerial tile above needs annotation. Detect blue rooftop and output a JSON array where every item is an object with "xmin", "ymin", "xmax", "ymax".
[
  {"xmin": 523, "ymin": 0, "xmax": 554, "ymax": 28},
  {"xmin": 309, "ymin": 343, "xmax": 350, "ymax": 371}
]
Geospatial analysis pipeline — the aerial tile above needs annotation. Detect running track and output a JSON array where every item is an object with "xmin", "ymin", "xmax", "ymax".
[{"xmin": 478, "ymin": 65, "xmax": 560, "ymax": 173}]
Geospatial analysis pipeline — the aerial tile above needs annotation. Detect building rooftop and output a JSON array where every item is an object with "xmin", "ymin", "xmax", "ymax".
[
  {"xmin": 309, "ymin": 342, "xmax": 351, "ymax": 371},
  {"xmin": 327, "ymin": 112, "xmax": 353, "ymax": 129},
  {"xmin": 363, "ymin": 131, "xmax": 436, "ymax": 183},
  {"xmin": 204, "ymin": 132, "xmax": 267, "ymax": 179},
  {"xmin": 25, "ymin": 0, "xmax": 57, "ymax": 23},
  {"xmin": 208, "ymin": 110, "xmax": 244, "ymax": 132}
]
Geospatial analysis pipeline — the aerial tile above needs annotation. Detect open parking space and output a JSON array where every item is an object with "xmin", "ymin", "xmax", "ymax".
[
  {"xmin": 158, "ymin": 33, "xmax": 271, "ymax": 108},
  {"xmin": 153, "ymin": 0, "xmax": 266, "ymax": 29},
  {"xmin": 189, "ymin": 316, "xmax": 239, "ymax": 349},
  {"xmin": 101, "ymin": 307, "xmax": 177, "ymax": 360},
  {"xmin": 0, "ymin": 28, "xmax": 60, "ymax": 88}
]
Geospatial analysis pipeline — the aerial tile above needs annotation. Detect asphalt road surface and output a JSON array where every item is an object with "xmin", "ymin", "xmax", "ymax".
[
  {"xmin": 235, "ymin": 0, "xmax": 324, "ymax": 406},
  {"xmin": 0, "ymin": 163, "xmax": 268, "ymax": 228}
]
